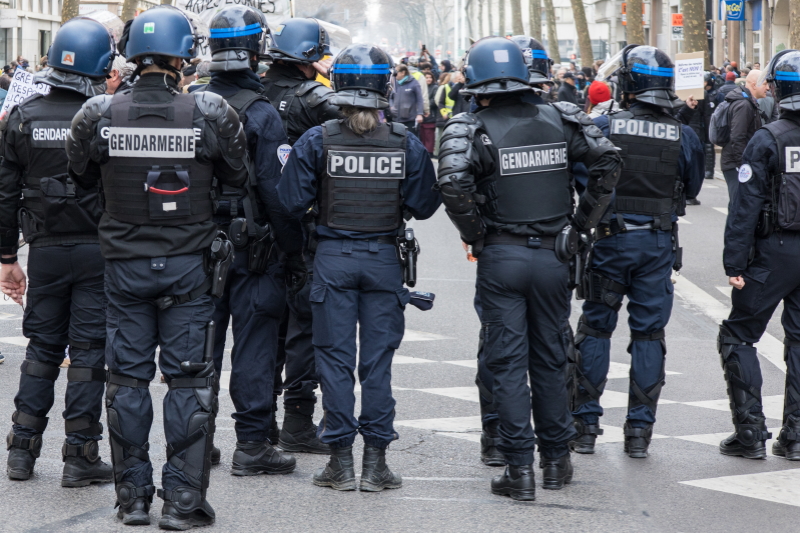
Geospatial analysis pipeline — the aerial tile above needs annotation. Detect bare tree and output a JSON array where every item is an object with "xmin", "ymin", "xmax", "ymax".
[
  {"xmin": 626, "ymin": 0, "xmax": 644, "ymax": 45},
  {"xmin": 121, "ymin": 0, "xmax": 139, "ymax": 22},
  {"xmin": 488, "ymin": 0, "xmax": 494, "ymax": 36},
  {"xmin": 162, "ymin": 0, "xmax": 173, "ymax": 5},
  {"xmin": 570, "ymin": 0, "xmax": 593, "ymax": 67},
  {"xmin": 682, "ymin": 0, "xmax": 707, "ymax": 66},
  {"xmin": 499, "ymin": 0, "xmax": 505, "ymax": 37},
  {"xmin": 529, "ymin": 0, "xmax": 541, "ymax": 40},
  {"xmin": 793, "ymin": 0, "xmax": 800, "ymax": 49},
  {"xmin": 510, "ymin": 0, "xmax": 524, "ymax": 35},
  {"xmin": 61, "ymin": 0, "xmax": 79, "ymax": 23},
  {"xmin": 543, "ymin": 0, "xmax": 559, "ymax": 62}
]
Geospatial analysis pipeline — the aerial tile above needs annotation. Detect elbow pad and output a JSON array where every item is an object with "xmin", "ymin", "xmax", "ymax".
[
  {"xmin": 439, "ymin": 181, "xmax": 485, "ymax": 243},
  {"xmin": 437, "ymin": 113, "xmax": 481, "ymax": 189},
  {"xmin": 596, "ymin": 163, "xmax": 622, "ymax": 193},
  {"xmin": 67, "ymin": 95, "xmax": 112, "ymax": 175},
  {"xmin": 195, "ymin": 91, "xmax": 247, "ymax": 168},
  {"xmin": 575, "ymin": 189, "xmax": 613, "ymax": 231}
]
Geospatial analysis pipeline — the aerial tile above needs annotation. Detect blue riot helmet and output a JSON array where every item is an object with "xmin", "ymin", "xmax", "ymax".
[
  {"xmin": 208, "ymin": 5, "xmax": 270, "ymax": 72},
  {"xmin": 759, "ymin": 49, "xmax": 800, "ymax": 111},
  {"xmin": 329, "ymin": 44, "xmax": 392, "ymax": 109},
  {"xmin": 124, "ymin": 5, "xmax": 199, "ymax": 63},
  {"xmin": 268, "ymin": 18, "xmax": 329, "ymax": 64},
  {"xmin": 509, "ymin": 35, "xmax": 552, "ymax": 85},
  {"xmin": 47, "ymin": 16, "xmax": 116, "ymax": 79},
  {"xmin": 461, "ymin": 37, "xmax": 531, "ymax": 96}
]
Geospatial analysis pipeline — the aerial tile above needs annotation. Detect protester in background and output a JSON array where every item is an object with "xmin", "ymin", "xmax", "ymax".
[
  {"xmin": 390, "ymin": 64, "xmax": 424, "ymax": 131},
  {"xmin": 179, "ymin": 64, "xmax": 197, "ymax": 91},
  {"xmin": 587, "ymin": 81, "xmax": 619, "ymax": 118},
  {"xmin": 435, "ymin": 72, "xmax": 452, "ymax": 155},
  {"xmin": 557, "ymin": 71, "xmax": 579, "ymax": 104},
  {"xmin": 717, "ymin": 71, "xmax": 738, "ymax": 104},
  {"xmin": 0, "ymin": 75, "xmax": 9, "ymax": 107},
  {"xmin": 420, "ymin": 71, "xmax": 438, "ymax": 155},
  {"xmin": 187, "ymin": 61, "xmax": 211, "ymax": 92},
  {"xmin": 106, "ymin": 55, "xmax": 134, "ymax": 94},
  {"xmin": 441, "ymin": 59, "xmax": 453, "ymax": 73},
  {"xmin": 449, "ymin": 70, "xmax": 470, "ymax": 115}
]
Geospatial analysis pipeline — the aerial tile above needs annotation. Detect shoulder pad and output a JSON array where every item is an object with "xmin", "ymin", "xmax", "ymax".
[
  {"xmin": 322, "ymin": 119, "xmax": 342, "ymax": 136},
  {"xmin": 551, "ymin": 101, "xmax": 581, "ymax": 116},
  {"xmin": 447, "ymin": 112, "xmax": 481, "ymax": 126},
  {"xmin": 438, "ymin": 113, "xmax": 481, "ymax": 184},
  {"xmin": 440, "ymin": 113, "xmax": 482, "ymax": 143},
  {"xmin": 193, "ymin": 91, "xmax": 227, "ymax": 121},
  {"xmin": 296, "ymin": 80, "xmax": 324, "ymax": 98},
  {"xmin": 390, "ymin": 122, "xmax": 407, "ymax": 136},
  {"xmin": 306, "ymin": 84, "xmax": 335, "ymax": 108},
  {"xmin": 70, "ymin": 94, "xmax": 112, "ymax": 140}
]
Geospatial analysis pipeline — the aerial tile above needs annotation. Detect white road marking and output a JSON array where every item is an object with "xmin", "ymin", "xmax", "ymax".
[
  {"xmin": 436, "ymin": 432, "xmax": 481, "ymax": 443},
  {"xmin": 713, "ymin": 207, "xmax": 729, "ymax": 215},
  {"xmin": 0, "ymin": 336, "xmax": 28, "ymax": 347},
  {"xmin": 675, "ymin": 428, "xmax": 781, "ymax": 456},
  {"xmin": 681, "ymin": 469, "xmax": 800, "ymax": 507},
  {"xmin": 417, "ymin": 387, "xmax": 479, "ymax": 403},
  {"xmin": 682, "ymin": 395, "xmax": 785, "ymax": 420},
  {"xmin": 704, "ymin": 185, "xmax": 719, "ymax": 189},
  {"xmin": 715, "ymin": 286, "xmax": 731, "ymax": 298},
  {"xmin": 607, "ymin": 361, "xmax": 681, "ymax": 379},
  {"xmin": 595, "ymin": 424, "xmax": 669, "ymax": 444},
  {"xmin": 403, "ymin": 477, "xmax": 486, "ymax": 481},
  {"xmin": 393, "ymin": 355, "xmax": 436, "ymax": 364},
  {"xmin": 442, "ymin": 359, "xmax": 477, "ymax": 369},
  {"xmin": 679, "ymin": 217, "xmax": 693, "ymax": 224},
  {"xmin": 395, "ymin": 416, "xmax": 483, "ymax": 432},
  {"xmin": 403, "ymin": 330, "xmax": 454, "ymax": 341}
]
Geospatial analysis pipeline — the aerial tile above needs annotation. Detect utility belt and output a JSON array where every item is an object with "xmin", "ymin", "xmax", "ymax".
[
  {"xmin": 220, "ymin": 217, "xmax": 275, "ymax": 274},
  {"xmin": 595, "ymin": 215, "xmax": 682, "ymax": 272},
  {"xmin": 484, "ymin": 228, "xmax": 580, "ymax": 265}
]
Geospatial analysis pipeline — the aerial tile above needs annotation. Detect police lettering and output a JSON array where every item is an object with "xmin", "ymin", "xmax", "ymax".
[
  {"xmin": 327, "ymin": 150, "xmax": 406, "ymax": 179},
  {"xmin": 498, "ymin": 143, "xmax": 569, "ymax": 176},
  {"xmin": 610, "ymin": 118, "xmax": 680, "ymax": 141},
  {"xmin": 786, "ymin": 147, "xmax": 800, "ymax": 173},
  {"xmin": 108, "ymin": 127, "xmax": 196, "ymax": 158}
]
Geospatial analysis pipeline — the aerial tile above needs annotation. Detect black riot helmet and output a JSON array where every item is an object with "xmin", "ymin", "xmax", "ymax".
[
  {"xmin": 208, "ymin": 6, "xmax": 270, "ymax": 72},
  {"xmin": 267, "ymin": 18, "xmax": 329, "ymax": 64},
  {"xmin": 704, "ymin": 71, "xmax": 716, "ymax": 87},
  {"xmin": 329, "ymin": 44, "xmax": 392, "ymax": 109},
  {"xmin": 509, "ymin": 35, "xmax": 552, "ymax": 85},
  {"xmin": 760, "ymin": 49, "xmax": 800, "ymax": 111},
  {"xmin": 461, "ymin": 37, "xmax": 531, "ymax": 96},
  {"xmin": 597, "ymin": 44, "xmax": 679, "ymax": 108}
]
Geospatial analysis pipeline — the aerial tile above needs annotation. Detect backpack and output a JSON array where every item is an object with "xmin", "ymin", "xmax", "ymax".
[{"xmin": 709, "ymin": 100, "xmax": 732, "ymax": 147}]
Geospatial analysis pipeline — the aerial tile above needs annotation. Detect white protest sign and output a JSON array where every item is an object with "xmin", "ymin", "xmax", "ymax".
[
  {"xmin": 0, "ymin": 68, "xmax": 51, "ymax": 119},
  {"xmin": 174, "ymin": 0, "xmax": 290, "ymax": 59},
  {"xmin": 674, "ymin": 51, "xmax": 705, "ymax": 101}
]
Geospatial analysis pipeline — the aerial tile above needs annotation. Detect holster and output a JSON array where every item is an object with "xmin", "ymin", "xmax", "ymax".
[
  {"xmin": 672, "ymin": 224, "xmax": 683, "ymax": 272},
  {"xmin": 208, "ymin": 232, "xmax": 234, "ymax": 298},
  {"xmin": 247, "ymin": 222, "xmax": 274, "ymax": 274},
  {"xmin": 396, "ymin": 227, "xmax": 419, "ymax": 288}
]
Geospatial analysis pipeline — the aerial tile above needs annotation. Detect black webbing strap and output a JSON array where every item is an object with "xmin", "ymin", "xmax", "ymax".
[
  {"xmin": 630, "ymin": 328, "xmax": 666, "ymax": 342},
  {"xmin": 785, "ymin": 383, "xmax": 800, "ymax": 420},
  {"xmin": 20, "ymin": 359, "xmax": 60, "ymax": 381},
  {"xmin": 720, "ymin": 335, "xmax": 753, "ymax": 348},
  {"xmin": 67, "ymin": 366, "xmax": 107, "ymax": 382},
  {"xmin": 577, "ymin": 321, "xmax": 612, "ymax": 340},
  {"xmin": 12, "ymin": 410, "xmax": 48, "ymax": 433},
  {"xmin": 623, "ymin": 425, "xmax": 653, "ymax": 438},
  {"xmin": 165, "ymin": 427, "xmax": 208, "ymax": 480},
  {"xmin": 630, "ymin": 376, "xmax": 665, "ymax": 414},
  {"xmin": 64, "ymin": 417, "xmax": 103, "ymax": 436},
  {"xmin": 108, "ymin": 426, "xmax": 150, "ymax": 463},
  {"xmin": 108, "ymin": 373, "xmax": 150, "ymax": 389},
  {"xmin": 154, "ymin": 277, "xmax": 212, "ymax": 310},
  {"xmin": 68, "ymin": 339, "xmax": 106, "ymax": 350},
  {"xmin": 165, "ymin": 376, "xmax": 214, "ymax": 390},
  {"xmin": 725, "ymin": 371, "xmax": 763, "ymax": 422},
  {"xmin": 29, "ymin": 339, "xmax": 67, "ymax": 352}
]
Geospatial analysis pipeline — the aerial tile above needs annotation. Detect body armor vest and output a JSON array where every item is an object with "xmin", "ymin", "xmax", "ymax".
[
  {"xmin": 319, "ymin": 119, "xmax": 407, "ymax": 232},
  {"xmin": 16, "ymin": 93, "xmax": 102, "ymax": 245},
  {"xmin": 262, "ymin": 77, "xmax": 320, "ymax": 145},
  {"xmin": 100, "ymin": 91, "xmax": 214, "ymax": 226},
  {"xmin": 608, "ymin": 107, "xmax": 682, "ymax": 221},
  {"xmin": 764, "ymin": 116, "xmax": 800, "ymax": 231},
  {"xmin": 477, "ymin": 102, "xmax": 572, "ymax": 225}
]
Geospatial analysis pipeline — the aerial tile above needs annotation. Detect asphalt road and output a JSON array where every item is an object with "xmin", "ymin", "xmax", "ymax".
[{"xmin": 0, "ymin": 171, "xmax": 797, "ymax": 532}]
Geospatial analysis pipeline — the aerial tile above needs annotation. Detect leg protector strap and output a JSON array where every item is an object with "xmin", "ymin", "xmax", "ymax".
[
  {"xmin": 116, "ymin": 482, "xmax": 155, "ymax": 507},
  {"xmin": 64, "ymin": 417, "xmax": 103, "ymax": 437},
  {"xmin": 574, "ymin": 316, "xmax": 613, "ymax": 345},
  {"xmin": 584, "ymin": 271, "xmax": 628, "ymax": 311},
  {"xmin": 157, "ymin": 486, "xmax": 213, "ymax": 518},
  {"xmin": 628, "ymin": 328, "xmax": 666, "ymax": 354},
  {"xmin": 108, "ymin": 372, "xmax": 150, "ymax": 389},
  {"xmin": 62, "ymin": 439, "xmax": 100, "ymax": 462},
  {"xmin": 165, "ymin": 376, "xmax": 216, "ymax": 390},
  {"xmin": 68, "ymin": 339, "xmax": 106, "ymax": 351},
  {"xmin": 67, "ymin": 366, "xmax": 107, "ymax": 382},
  {"xmin": 784, "ymin": 383, "xmax": 800, "ymax": 420},
  {"xmin": 12, "ymin": 410, "xmax": 48, "ymax": 433},
  {"xmin": 623, "ymin": 425, "xmax": 653, "ymax": 439},
  {"xmin": 166, "ymin": 426, "xmax": 210, "ymax": 481},
  {"xmin": 6, "ymin": 430, "xmax": 43, "ymax": 457},
  {"xmin": 20, "ymin": 359, "xmax": 60, "ymax": 381}
]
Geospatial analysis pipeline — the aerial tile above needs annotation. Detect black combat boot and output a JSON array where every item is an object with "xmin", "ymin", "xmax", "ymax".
[
  {"xmin": 480, "ymin": 419, "xmax": 504, "ymax": 467},
  {"xmin": 279, "ymin": 413, "xmax": 330, "ymax": 454},
  {"xmin": 115, "ymin": 482, "xmax": 155, "ymax": 526},
  {"xmin": 773, "ymin": 415, "xmax": 800, "ymax": 460},
  {"xmin": 623, "ymin": 423, "xmax": 653, "ymax": 458},
  {"xmin": 61, "ymin": 439, "xmax": 113, "ymax": 487},
  {"xmin": 268, "ymin": 409, "xmax": 280, "ymax": 445},
  {"xmin": 312, "ymin": 445, "xmax": 356, "ymax": 490},
  {"xmin": 231, "ymin": 441, "xmax": 296, "ymax": 476},
  {"xmin": 158, "ymin": 486, "xmax": 215, "ymax": 530},
  {"xmin": 719, "ymin": 421, "xmax": 771, "ymax": 459},
  {"xmin": 6, "ymin": 431, "xmax": 41, "ymax": 481},
  {"xmin": 569, "ymin": 418, "xmax": 604, "ymax": 454},
  {"xmin": 540, "ymin": 453, "xmax": 573, "ymax": 490},
  {"xmin": 211, "ymin": 445, "xmax": 220, "ymax": 465},
  {"xmin": 360, "ymin": 445, "xmax": 402, "ymax": 492},
  {"xmin": 490, "ymin": 465, "xmax": 536, "ymax": 501}
]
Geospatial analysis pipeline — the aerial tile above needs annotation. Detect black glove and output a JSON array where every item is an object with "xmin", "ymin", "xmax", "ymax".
[{"xmin": 285, "ymin": 254, "xmax": 308, "ymax": 297}]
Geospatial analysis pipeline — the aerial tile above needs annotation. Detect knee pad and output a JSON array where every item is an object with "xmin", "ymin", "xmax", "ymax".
[
  {"xmin": 105, "ymin": 372, "xmax": 152, "ymax": 483},
  {"xmin": 628, "ymin": 328, "xmax": 666, "ymax": 355},
  {"xmin": 574, "ymin": 314, "xmax": 613, "ymax": 346},
  {"xmin": 584, "ymin": 272, "xmax": 627, "ymax": 311}
]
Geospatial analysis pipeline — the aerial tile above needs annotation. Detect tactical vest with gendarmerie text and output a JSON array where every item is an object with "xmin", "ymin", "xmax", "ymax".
[
  {"xmin": 763, "ymin": 117, "xmax": 800, "ymax": 231},
  {"xmin": 100, "ymin": 91, "xmax": 214, "ymax": 226},
  {"xmin": 608, "ymin": 106, "xmax": 682, "ymax": 224},
  {"xmin": 477, "ymin": 102, "xmax": 572, "ymax": 226},
  {"xmin": 319, "ymin": 119, "xmax": 407, "ymax": 232}
]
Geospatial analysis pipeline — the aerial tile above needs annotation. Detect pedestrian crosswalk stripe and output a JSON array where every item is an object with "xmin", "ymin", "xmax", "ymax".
[
  {"xmin": 403, "ymin": 330, "xmax": 453, "ymax": 341},
  {"xmin": 713, "ymin": 207, "xmax": 729, "ymax": 215},
  {"xmin": 395, "ymin": 416, "xmax": 483, "ymax": 432},
  {"xmin": 674, "ymin": 429, "xmax": 782, "ymax": 456},
  {"xmin": 0, "ymin": 336, "xmax": 28, "ymax": 347},
  {"xmin": 682, "ymin": 395, "xmax": 785, "ymax": 420},
  {"xmin": 680, "ymin": 469, "xmax": 800, "ymax": 507}
]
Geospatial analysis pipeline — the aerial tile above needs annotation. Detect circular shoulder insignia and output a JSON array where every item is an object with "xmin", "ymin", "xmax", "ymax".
[
  {"xmin": 738, "ymin": 164, "xmax": 753, "ymax": 183},
  {"xmin": 277, "ymin": 144, "xmax": 292, "ymax": 167},
  {"xmin": 710, "ymin": 102, "xmax": 716, "ymax": 108}
]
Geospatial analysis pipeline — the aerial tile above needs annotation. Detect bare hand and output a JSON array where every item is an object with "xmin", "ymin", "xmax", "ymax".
[
  {"xmin": 312, "ymin": 58, "xmax": 333, "ymax": 79},
  {"xmin": 1, "ymin": 262, "xmax": 26, "ymax": 305},
  {"xmin": 686, "ymin": 95, "xmax": 699, "ymax": 109},
  {"xmin": 416, "ymin": 114, "xmax": 423, "ymax": 123},
  {"xmin": 729, "ymin": 276, "xmax": 745, "ymax": 290}
]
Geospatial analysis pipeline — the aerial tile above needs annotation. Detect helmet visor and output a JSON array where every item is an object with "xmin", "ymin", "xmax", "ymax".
[
  {"xmin": 596, "ymin": 50, "xmax": 625, "ymax": 83},
  {"xmin": 758, "ymin": 50, "xmax": 790, "ymax": 88}
]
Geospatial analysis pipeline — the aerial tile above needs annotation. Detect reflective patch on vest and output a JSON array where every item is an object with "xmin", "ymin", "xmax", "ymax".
[
  {"xmin": 786, "ymin": 147, "xmax": 800, "ymax": 173},
  {"xmin": 327, "ymin": 151, "xmax": 406, "ymax": 179},
  {"xmin": 498, "ymin": 142, "xmax": 568, "ymax": 176},
  {"xmin": 30, "ymin": 121, "xmax": 71, "ymax": 148},
  {"xmin": 610, "ymin": 118, "xmax": 680, "ymax": 141},
  {"xmin": 108, "ymin": 127, "xmax": 196, "ymax": 158}
]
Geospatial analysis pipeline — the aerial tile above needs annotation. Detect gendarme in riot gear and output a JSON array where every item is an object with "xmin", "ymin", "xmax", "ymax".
[
  {"xmin": 0, "ymin": 15, "xmax": 116, "ymax": 490},
  {"xmin": 509, "ymin": 35, "xmax": 553, "ymax": 85},
  {"xmin": 66, "ymin": 5, "xmax": 248, "ymax": 529}
]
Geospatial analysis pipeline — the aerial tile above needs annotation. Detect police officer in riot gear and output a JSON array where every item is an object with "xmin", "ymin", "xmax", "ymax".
[
  {"xmin": 66, "ymin": 6, "xmax": 248, "ymax": 528},
  {"xmin": 438, "ymin": 37, "xmax": 621, "ymax": 501},
  {"xmin": 263, "ymin": 16, "xmax": 343, "ymax": 455},
  {"xmin": 0, "ymin": 16, "xmax": 114, "ymax": 487},
  {"xmin": 717, "ymin": 50, "xmax": 800, "ymax": 461},
  {"xmin": 204, "ymin": 4, "xmax": 301, "ymax": 476},
  {"xmin": 278, "ymin": 44, "xmax": 440, "ymax": 492},
  {"xmin": 570, "ymin": 45, "xmax": 703, "ymax": 458}
]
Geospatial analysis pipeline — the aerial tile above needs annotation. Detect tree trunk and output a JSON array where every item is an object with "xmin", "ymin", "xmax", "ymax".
[
  {"xmin": 682, "ymin": 0, "xmax": 708, "ymax": 67},
  {"xmin": 61, "ymin": 0, "xmax": 79, "ymax": 24},
  {"xmin": 570, "ymin": 0, "xmax": 593, "ymax": 67},
  {"xmin": 790, "ymin": 0, "xmax": 800, "ymax": 49},
  {"xmin": 626, "ymin": 0, "xmax": 644, "ymax": 45},
  {"xmin": 543, "ymin": 0, "xmax": 559, "ymax": 62},
  {"xmin": 499, "ymin": 0, "xmax": 506, "ymax": 37},
  {"xmin": 510, "ymin": 0, "xmax": 524, "ymax": 35},
  {"xmin": 529, "ymin": 0, "xmax": 542, "ymax": 40},
  {"xmin": 161, "ymin": 0, "xmax": 172, "ymax": 5},
  {"xmin": 121, "ymin": 0, "xmax": 139, "ymax": 22},
  {"xmin": 488, "ymin": 0, "xmax": 494, "ymax": 36}
]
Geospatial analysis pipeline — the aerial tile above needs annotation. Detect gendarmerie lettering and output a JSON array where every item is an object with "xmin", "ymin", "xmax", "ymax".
[
  {"xmin": 107, "ymin": 127, "xmax": 196, "ymax": 158},
  {"xmin": 327, "ymin": 150, "xmax": 406, "ymax": 179},
  {"xmin": 498, "ymin": 142, "xmax": 569, "ymax": 176},
  {"xmin": 610, "ymin": 118, "xmax": 680, "ymax": 141}
]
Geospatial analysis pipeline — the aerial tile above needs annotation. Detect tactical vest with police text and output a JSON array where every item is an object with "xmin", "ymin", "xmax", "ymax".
[
  {"xmin": 100, "ymin": 91, "xmax": 214, "ymax": 226},
  {"xmin": 477, "ymin": 102, "xmax": 573, "ymax": 226},
  {"xmin": 319, "ymin": 119, "xmax": 407, "ymax": 232},
  {"xmin": 764, "ymin": 117, "xmax": 800, "ymax": 231},
  {"xmin": 608, "ymin": 106, "xmax": 682, "ymax": 224}
]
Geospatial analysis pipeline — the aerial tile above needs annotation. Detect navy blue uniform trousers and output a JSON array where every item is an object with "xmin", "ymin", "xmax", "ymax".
[
  {"xmin": 104, "ymin": 253, "xmax": 213, "ymax": 491},
  {"xmin": 283, "ymin": 255, "xmax": 319, "ymax": 415},
  {"xmin": 13, "ymin": 244, "xmax": 106, "ymax": 446},
  {"xmin": 311, "ymin": 239, "xmax": 407, "ymax": 449},
  {"xmin": 477, "ymin": 244, "xmax": 576, "ymax": 464},
  {"xmin": 212, "ymin": 247, "xmax": 285, "ymax": 442},
  {"xmin": 574, "ymin": 229, "xmax": 674, "ymax": 427}
]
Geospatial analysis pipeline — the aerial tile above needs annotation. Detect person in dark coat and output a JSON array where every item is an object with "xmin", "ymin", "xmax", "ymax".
[
  {"xmin": 420, "ymin": 71, "xmax": 438, "ymax": 154},
  {"xmin": 557, "ymin": 72, "xmax": 578, "ymax": 104}
]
